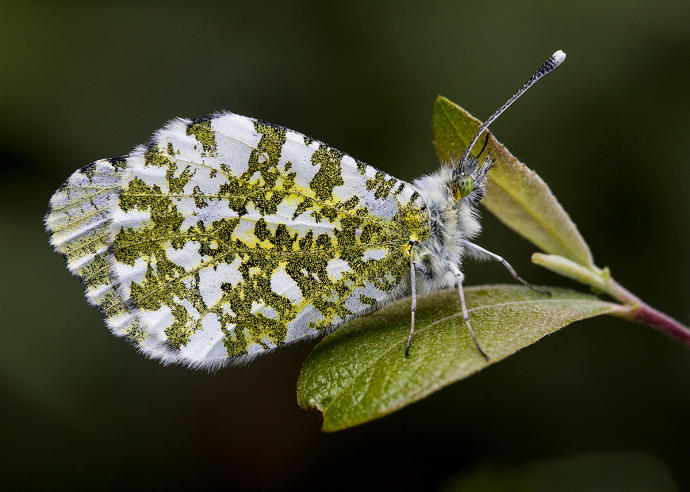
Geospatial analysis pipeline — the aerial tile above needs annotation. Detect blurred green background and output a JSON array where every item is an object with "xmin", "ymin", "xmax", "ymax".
[{"xmin": 1, "ymin": 1, "xmax": 688, "ymax": 490}]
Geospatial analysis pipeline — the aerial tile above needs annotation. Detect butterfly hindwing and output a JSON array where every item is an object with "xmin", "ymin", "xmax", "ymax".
[{"xmin": 46, "ymin": 112, "xmax": 429, "ymax": 368}]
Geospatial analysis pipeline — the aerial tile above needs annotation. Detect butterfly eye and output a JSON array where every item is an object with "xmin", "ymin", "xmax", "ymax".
[{"xmin": 454, "ymin": 175, "xmax": 475, "ymax": 200}]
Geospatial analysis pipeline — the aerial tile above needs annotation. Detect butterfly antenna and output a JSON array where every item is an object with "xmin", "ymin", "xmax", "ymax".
[
  {"xmin": 460, "ymin": 50, "xmax": 567, "ymax": 166},
  {"xmin": 475, "ymin": 133, "xmax": 490, "ymax": 159}
]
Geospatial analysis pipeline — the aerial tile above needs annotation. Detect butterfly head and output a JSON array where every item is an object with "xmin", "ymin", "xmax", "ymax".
[{"xmin": 449, "ymin": 155, "xmax": 493, "ymax": 205}]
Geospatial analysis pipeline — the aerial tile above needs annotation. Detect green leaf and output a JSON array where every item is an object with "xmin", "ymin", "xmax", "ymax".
[
  {"xmin": 432, "ymin": 96, "xmax": 594, "ymax": 268},
  {"xmin": 297, "ymin": 285, "xmax": 618, "ymax": 432}
]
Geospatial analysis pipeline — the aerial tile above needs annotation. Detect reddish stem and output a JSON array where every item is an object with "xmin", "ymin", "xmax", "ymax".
[
  {"xmin": 633, "ymin": 303, "xmax": 690, "ymax": 347},
  {"xmin": 609, "ymin": 279, "xmax": 690, "ymax": 346}
]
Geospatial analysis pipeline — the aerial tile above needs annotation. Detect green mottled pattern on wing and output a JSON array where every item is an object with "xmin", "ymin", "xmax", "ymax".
[{"xmin": 46, "ymin": 112, "xmax": 429, "ymax": 367}]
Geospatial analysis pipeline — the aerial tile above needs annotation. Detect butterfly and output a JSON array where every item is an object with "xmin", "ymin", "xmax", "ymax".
[{"xmin": 45, "ymin": 51, "xmax": 564, "ymax": 369}]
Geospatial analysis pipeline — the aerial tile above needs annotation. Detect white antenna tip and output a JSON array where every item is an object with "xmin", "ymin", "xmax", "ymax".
[{"xmin": 552, "ymin": 50, "xmax": 566, "ymax": 66}]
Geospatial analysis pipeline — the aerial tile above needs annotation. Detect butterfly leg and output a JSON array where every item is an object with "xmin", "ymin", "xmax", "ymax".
[
  {"xmin": 461, "ymin": 240, "xmax": 550, "ymax": 296},
  {"xmin": 449, "ymin": 264, "xmax": 490, "ymax": 361},
  {"xmin": 404, "ymin": 257, "xmax": 417, "ymax": 357}
]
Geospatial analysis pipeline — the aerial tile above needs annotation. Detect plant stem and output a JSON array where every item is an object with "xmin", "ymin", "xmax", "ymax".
[
  {"xmin": 531, "ymin": 253, "xmax": 690, "ymax": 346},
  {"xmin": 609, "ymin": 280, "xmax": 690, "ymax": 347}
]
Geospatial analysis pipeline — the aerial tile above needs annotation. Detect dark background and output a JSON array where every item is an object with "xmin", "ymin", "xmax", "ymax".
[{"xmin": 1, "ymin": 1, "xmax": 688, "ymax": 490}]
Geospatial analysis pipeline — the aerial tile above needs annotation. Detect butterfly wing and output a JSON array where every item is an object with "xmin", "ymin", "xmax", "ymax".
[{"xmin": 45, "ymin": 112, "xmax": 429, "ymax": 368}]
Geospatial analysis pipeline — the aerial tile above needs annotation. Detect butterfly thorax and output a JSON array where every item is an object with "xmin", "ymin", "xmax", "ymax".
[{"xmin": 412, "ymin": 159, "xmax": 491, "ymax": 292}]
